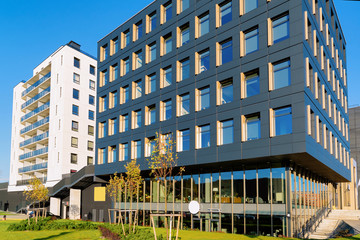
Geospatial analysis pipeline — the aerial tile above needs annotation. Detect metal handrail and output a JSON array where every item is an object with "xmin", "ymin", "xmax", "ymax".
[
  {"xmin": 21, "ymin": 102, "xmax": 50, "ymax": 122},
  {"xmin": 20, "ymin": 117, "xmax": 49, "ymax": 135},
  {"xmin": 22, "ymin": 72, "xmax": 51, "ymax": 97},
  {"xmin": 297, "ymin": 199, "xmax": 334, "ymax": 238},
  {"xmin": 21, "ymin": 87, "xmax": 50, "ymax": 109}
]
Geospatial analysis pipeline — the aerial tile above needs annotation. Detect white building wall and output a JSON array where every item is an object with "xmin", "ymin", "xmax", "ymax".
[{"xmin": 8, "ymin": 43, "xmax": 97, "ymax": 192}]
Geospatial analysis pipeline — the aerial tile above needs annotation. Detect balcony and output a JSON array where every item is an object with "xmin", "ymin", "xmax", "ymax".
[
  {"xmin": 19, "ymin": 147, "xmax": 48, "ymax": 161},
  {"xmin": 21, "ymin": 72, "xmax": 51, "ymax": 98},
  {"xmin": 21, "ymin": 102, "xmax": 50, "ymax": 123},
  {"xmin": 21, "ymin": 87, "xmax": 50, "ymax": 111},
  {"xmin": 20, "ymin": 117, "xmax": 49, "ymax": 136},
  {"xmin": 20, "ymin": 131, "xmax": 49, "ymax": 148},
  {"xmin": 16, "ymin": 177, "xmax": 47, "ymax": 186},
  {"xmin": 18, "ymin": 162, "xmax": 48, "ymax": 174}
]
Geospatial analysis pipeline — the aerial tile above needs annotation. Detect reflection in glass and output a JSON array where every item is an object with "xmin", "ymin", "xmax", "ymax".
[
  {"xmin": 245, "ymin": 170, "xmax": 256, "ymax": 203},
  {"xmin": 221, "ymin": 172, "xmax": 231, "ymax": 203}
]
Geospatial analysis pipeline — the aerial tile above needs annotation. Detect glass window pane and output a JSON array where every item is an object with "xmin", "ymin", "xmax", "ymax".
[
  {"xmin": 245, "ymin": 169, "xmax": 256, "ymax": 203},
  {"xmin": 221, "ymin": 120, "xmax": 234, "ymax": 144},
  {"xmin": 200, "ymin": 87, "xmax": 210, "ymax": 110},
  {"xmin": 273, "ymin": 60, "xmax": 290, "ymax": 89},
  {"xmin": 199, "ymin": 50, "xmax": 210, "ymax": 73},
  {"xmin": 180, "ymin": 59, "xmax": 190, "ymax": 81},
  {"xmin": 274, "ymin": 106, "xmax": 292, "ymax": 136},
  {"xmin": 258, "ymin": 168, "xmax": 270, "ymax": 204},
  {"xmin": 245, "ymin": 72, "xmax": 260, "ymax": 97},
  {"xmin": 273, "ymin": 15, "xmax": 289, "ymax": 43},
  {"xmin": 181, "ymin": 27, "xmax": 190, "ymax": 46},
  {"xmin": 244, "ymin": 0, "xmax": 258, "ymax": 14},
  {"xmin": 199, "ymin": 14, "xmax": 209, "ymax": 37},
  {"xmin": 246, "ymin": 115, "xmax": 260, "ymax": 140},
  {"xmin": 220, "ymin": 1, "xmax": 232, "ymax": 26},
  {"xmin": 221, "ymin": 40, "xmax": 233, "ymax": 65},
  {"xmin": 199, "ymin": 125, "xmax": 210, "ymax": 148},
  {"xmin": 245, "ymin": 28, "xmax": 259, "ymax": 54},
  {"xmin": 221, "ymin": 81, "xmax": 233, "ymax": 104}
]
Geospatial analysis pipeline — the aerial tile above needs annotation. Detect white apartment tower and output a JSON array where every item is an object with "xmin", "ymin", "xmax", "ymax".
[{"xmin": 8, "ymin": 41, "xmax": 97, "ymax": 192}]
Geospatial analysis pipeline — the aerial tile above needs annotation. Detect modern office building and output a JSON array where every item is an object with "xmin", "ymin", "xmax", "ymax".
[
  {"xmin": 8, "ymin": 41, "xmax": 97, "ymax": 192},
  {"xmin": 349, "ymin": 106, "xmax": 360, "ymax": 208},
  {"xmin": 91, "ymin": 0, "xmax": 352, "ymax": 237}
]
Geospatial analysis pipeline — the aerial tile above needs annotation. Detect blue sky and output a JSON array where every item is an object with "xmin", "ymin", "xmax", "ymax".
[{"xmin": 0, "ymin": 0, "xmax": 359, "ymax": 182}]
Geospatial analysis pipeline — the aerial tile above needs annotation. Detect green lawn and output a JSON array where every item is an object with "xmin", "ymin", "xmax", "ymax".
[
  {"xmin": 1, "ymin": 219, "xmax": 360, "ymax": 240},
  {"xmin": 0, "ymin": 211, "xmax": 16, "ymax": 216}
]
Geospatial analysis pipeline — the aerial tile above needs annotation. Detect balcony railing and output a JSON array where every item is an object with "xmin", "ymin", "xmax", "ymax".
[
  {"xmin": 18, "ymin": 162, "xmax": 48, "ymax": 174},
  {"xmin": 16, "ymin": 177, "xmax": 47, "ymax": 186},
  {"xmin": 20, "ymin": 131, "xmax": 49, "ymax": 148},
  {"xmin": 20, "ymin": 117, "xmax": 49, "ymax": 135},
  {"xmin": 21, "ymin": 87, "xmax": 50, "ymax": 110},
  {"xmin": 21, "ymin": 102, "xmax": 50, "ymax": 122},
  {"xmin": 19, "ymin": 147, "xmax": 48, "ymax": 161},
  {"xmin": 22, "ymin": 72, "xmax": 51, "ymax": 97}
]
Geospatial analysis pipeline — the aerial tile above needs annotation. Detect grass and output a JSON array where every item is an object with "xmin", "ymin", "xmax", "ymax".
[
  {"xmin": 1, "ymin": 219, "xmax": 360, "ymax": 240},
  {"xmin": 0, "ymin": 211, "xmax": 16, "ymax": 216}
]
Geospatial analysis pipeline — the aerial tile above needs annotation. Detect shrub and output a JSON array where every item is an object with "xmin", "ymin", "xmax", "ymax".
[{"xmin": 99, "ymin": 224, "xmax": 165, "ymax": 240}]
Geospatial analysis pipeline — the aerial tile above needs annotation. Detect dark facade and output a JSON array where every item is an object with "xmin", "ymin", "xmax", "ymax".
[{"xmin": 95, "ymin": 0, "xmax": 349, "ymax": 237}]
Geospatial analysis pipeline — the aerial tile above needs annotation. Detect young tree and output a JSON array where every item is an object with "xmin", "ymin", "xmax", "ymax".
[
  {"xmin": 23, "ymin": 176, "xmax": 49, "ymax": 223},
  {"xmin": 147, "ymin": 132, "xmax": 185, "ymax": 239}
]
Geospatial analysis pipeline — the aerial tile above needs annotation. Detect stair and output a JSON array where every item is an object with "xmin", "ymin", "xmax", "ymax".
[{"xmin": 308, "ymin": 210, "xmax": 360, "ymax": 239}]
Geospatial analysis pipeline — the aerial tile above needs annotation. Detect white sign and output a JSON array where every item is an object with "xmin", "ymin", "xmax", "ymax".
[{"xmin": 188, "ymin": 200, "xmax": 200, "ymax": 214}]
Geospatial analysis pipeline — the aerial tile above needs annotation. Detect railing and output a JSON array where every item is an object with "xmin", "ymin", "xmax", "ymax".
[
  {"xmin": 297, "ymin": 199, "xmax": 334, "ymax": 238},
  {"xmin": 16, "ymin": 177, "xmax": 47, "ymax": 186},
  {"xmin": 21, "ymin": 72, "xmax": 51, "ymax": 97},
  {"xmin": 21, "ymin": 87, "xmax": 50, "ymax": 110},
  {"xmin": 18, "ymin": 162, "xmax": 47, "ymax": 173},
  {"xmin": 19, "ymin": 147, "xmax": 48, "ymax": 161},
  {"xmin": 20, "ymin": 131, "xmax": 49, "ymax": 148},
  {"xmin": 21, "ymin": 102, "xmax": 50, "ymax": 122},
  {"xmin": 20, "ymin": 117, "xmax": 49, "ymax": 135}
]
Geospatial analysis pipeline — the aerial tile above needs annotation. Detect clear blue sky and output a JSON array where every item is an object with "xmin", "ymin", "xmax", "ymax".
[{"xmin": 0, "ymin": 0, "xmax": 358, "ymax": 182}]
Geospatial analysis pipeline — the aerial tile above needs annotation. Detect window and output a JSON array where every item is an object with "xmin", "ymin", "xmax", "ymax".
[
  {"xmin": 243, "ymin": 0, "xmax": 257, "ymax": 14},
  {"xmin": 111, "ymin": 37, "xmax": 119, "ymax": 55},
  {"xmin": 74, "ymin": 58, "xmax": 80, "ymax": 68},
  {"xmin": 132, "ymin": 140, "xmax": 142, "ymax": 159},
  {"xmin": 108, "ymin": 145, "xmax": 117, "ymax": 163},
  {"xmin": 218, "ymin": 79, "xmax": 233, "ymax": 105},
  {"xmin": 219, "ymin": 1, "xmax": 232, "ymax": 26},
  {"xmin": 99, "ymin": 121, "xmax": 107, "ymax": 138},
  {"xmin": 99, "ymin": 96, "xmax": 107, "ymax": 112},
  {"xmin": 219, "ymin": 119, "xmax": 234, "ymax": 145},
  {"xmin": 119, "ymin": 143, "xmax": 129, "ymax": 161},
  {"xmin": 179, "ymin": 0, "xmax": 189, "ymax": 12},
  {"xmin": 272, "ymin": 14, "xmax": 289, "ymax": 44},
  {"xmin": 121, "ymin": 57, "xmax": 130, "ymax": 76},
  {"xmin": 273, "ymin": 106, "xmax": 292, "ymax": 136},
  {"xmin": 88, "ymin": 125, "xmax": 94, "ymax": 136},
  {"xmin": 110, "ymin": 64, "xmax": 119, "ymax": 82},
  {"xmin": 133, "ymin": 79, "xmax": 142, "ymax": 99},
  {"xmin": 88, "ymin": 110, "xmax": 94, "ymax": 120},
  {"xmin": 272, "ymin": 59, "xmax": 291, "ymax": 90},
  {"xmin": 71, "ymin": 153, "xmax": 78, "ymax": 164},
  {"xmin": 120, "ymin": 114, "xmax": 129, "ymax": 132},
  {"xmin": 72, "ymin": 105, "xmax": 79, "ymax": 115},
  {"xmin": 146, "ymin": 105, "xmax": 156, "ymax": 125},
  {"xmin": 162, "ymin": 34, "xmax": 172, "ymax": 55},
  {"xmin": 90, "ymin": 65, "xmax": 96, "ymax": 75},
  {"xmin": 148, "ymin": 12, "xmax": 157, "ymax": 33},
  {"xmin": 134, "ymin": 50, "xmax": 143, "ymax": 69},
  {"xmin": 219, "ymin": 39, "xmax": 233, "ymax": 65},
  {"xmin": 146, "ymin": 74, "xmax": 156, "ymax": 94},
  {"xmin": 244, "ymin": 27, "xmax": 259, "ymax": 55},
  {"xmin": 88, "ymin": 95, "xmax": 95, "ymax": 106},
  {"xmin": 72, "ymin": 121, "xmax": 78, "ymax": 131},
  {"xmin": 197, "ymin": 124, "xmax": 210, "ymax": 149},
  {"xmin": 89, "ymin": 80, "xmax": 95, "ymax": 90},
  {"xmin": 100, "ymin": 69, "xmax": 108, "ymax": 87},
  {"xmin": 73, "ymin": 89, "xmax": 79, "ymax": 100},
  {"xmin": 73, "ymin": 73, "xmax": 80, "ymax": 84},
  {"xmin": 87, "ymin": 156, "xmax": 94, "ymax": 165},
  {"xmin": 122, "ymin": 29, "xmax": 131, "ymax": 48},
  {"xmin": 148, "ymin": 42, "xmax": 157, "ymax": 63},
  {"xmin": 146, "ymin": 137, "xmax": 156, "ymax": 157},
  {"xmin": 179, "ymin": 58, "xmax": 190, "ymax": 81},
  {"xmin": 109, "ymin": 91, "xmax": 118, "ymax": 109},
  {"xmin": 134, "ymin": 21, "xmax": 143, "ymax": 41},
  {"xmin": 133, "ymin": 110, "xmax": 142, "ymax": 129},
  {"xmin": 179, "ymin": 93, "xmax": 190, "ymax": 116},
  {"xmin": 71, "ymin": 137, "xmax": 78, "ymax": 148},
  {"xmin": 163, "ymin": 1, "xmax": 172, "ymax": 23},
  {"xmin": 98, "ymin": 148, "xmax": 106, "ymax": 164},
  {"xmin": 178, "ymin": 129, "xmax": 190, "ymax": 152},
  {"xmin": 197, "ymin": 49, "xmax": 210, "ymax": 74},
  {"xmin": 161, "ymin": 99, "xmax": 172, "ymax": 121},
  {"xmin": 120, "ymin": 85, "xmax": 130, "ymax": 104},
  {"xmin": 198, "ymin": 13, "xmax": 209, "ymax": 37},
  {"xmin": 243, "ymin": 70, "xmax": 260, "ymax": 98},
  {"xmin": 108, "ymin": 118, "xmax": 118, "ymax": 135},
  {"xmin": 88, "ymin": 141, "xmax": 94, "ymax": 151},
  {"xmin": 100, "ymin": 44, "xmax": 109, "ymax": 61},
  {"xmin": 162, "ymin": 66, "xmax": 172, "ymax": 88},
  {"xmin": 244, "ymin": 114, "xmax": 260, "ymax": 141},
  {"xmin": 197, "ymin": 86, "xmax": 210, "ymax": 111},
  {"xmin": 179, "ymin": 24, "xmax": 190, "ymax": 46}
]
